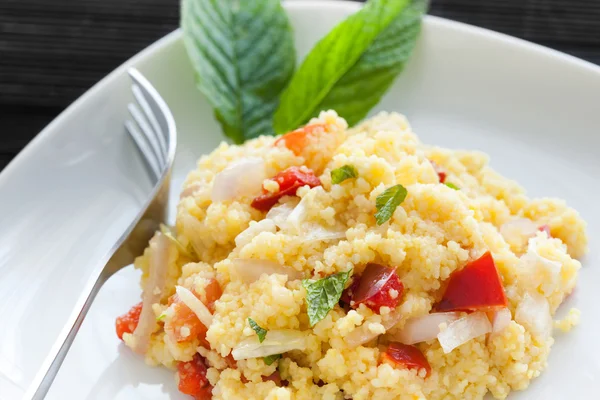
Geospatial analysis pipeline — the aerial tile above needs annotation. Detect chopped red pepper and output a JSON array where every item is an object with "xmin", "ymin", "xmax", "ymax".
[
  {"xmin": 538, "ymin": 224, "xmax": 551, "ymax": 236},
  {"xmin": 115, "ymin": 302, "xmax": 143, "ymax": 340},
  {"xmin": 177, "ymin": 354, "xmax": 212, "ymax": 399},
  {"xmin": 342, "ymin": 263, "xmax": 404, "ymax": 313},
  {"xmin": 436, "ymin": 251, "xmax": 507, "ymax": 313},
  {"xmin": 381, "ymin": 342, "xmax": 431, "ymax": 377},
  {"xmin": 251, "ymin": 166, "xmax": 321, "ymax": 211},
  {"xmin": 165, "ymin": 279, "xmax": 222, "ymax": 346},
  {"xmin": 274, "ymin": 123, "xmax": 327, "ymax": 155},
  {"xmin": 430, "ymin": 160, "xmax": 447, "ymax": 183}
]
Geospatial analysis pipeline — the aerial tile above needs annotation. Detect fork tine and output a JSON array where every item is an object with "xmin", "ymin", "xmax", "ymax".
[
  {"xmin": 125, "ymin": 119, "xmax": 161, "ymax": 181},
  {"xmin": 128, "ymin": 69, "xmax": 173, "ymax": 162},
  {"xmin": 128, "ymin": 101, "xmax": 164, "ymax": 167},
  {"xmin": 132, "ymin": 84, "xmax": 168, "ymax": 159}
]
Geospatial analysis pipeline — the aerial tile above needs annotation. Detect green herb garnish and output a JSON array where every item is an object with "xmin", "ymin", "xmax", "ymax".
[
  {"xmin": 263, "ymin": 354, "xmax": 282, "ymax": 365},
  {"xmin": 248, "ymin": 318, "xmax": 268, "ymax": 343},
  {"xmin": 331, "ymin": 165, "xmax": 358, "ymax": 184},
  {"xmin": 302, "ymin": 270, "xmax": 352, "ymax": 327},
  {"xmin": 273, "ymin": 0, "xmax": 427, "ymax": 133},
  {"xmin": 375, "ymin": 184, "xmax": 408, "ymax": 225},
  {"xmin": 445, "ymin": 182, "xmax": 460, "ymax": 190},
  {"xmin": 156, "ymin": 312, "xmax": 167, "ymax": 322},
  {"xmin": 181, "ymin": 0, "xmax": 295, "ymax": 143}
]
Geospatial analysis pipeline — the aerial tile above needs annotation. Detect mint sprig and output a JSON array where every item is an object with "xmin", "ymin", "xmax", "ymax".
[
  {"xmin": 181, "ymin": 0, "xmax": 295, "ymax": 143},
  {"xmin": 331, "ymin": 165, "xmax": 358, "ymax": 185},
  {"xmin": 248, "ymin": 318, "xmax": 267, "ymax": 343},
  {"xmin": 302, "ymin": 270, "xmax": 352, "ymax": 327},
  {"xmin": 274, "ymin": 0, "xmax": 427, "ymax": 133},
  {"xmin": 375, "ymin": 184, "xmax": 408, "ymax": 225}
]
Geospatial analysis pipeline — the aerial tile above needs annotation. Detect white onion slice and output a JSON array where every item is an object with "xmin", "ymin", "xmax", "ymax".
[
  {"xmin": 521, "ymin": 239, "xmax": 562, "ymax": 295},
  {"xmin": 230, "ymin": 258, "xmax": 303, "ymax": 283},
  {"xmin": 491, "ymin": 308, "xmax": 512, "ymax": 333},
  {"xmin": 175, "ymin": 285, "xmax": 213, "ymax": 328},
  {"xmin": 389, "ymin": 312, "xmax": 460, "ymax": 345},
  {"xmin": 232, "ymin": 329, "xmax": 307, "ymax": 360},
  {"xmin": 211, "ymin": 158, "xmax": 266, "ymax": 202},
  {"xmin": 235, "ymin": 219, "xmax": 277, "ymax": 248},
  {"xmin": 132, "ymin": 233, "xmax": 169, "ymax": 353},
  {"xmin": 500, "ymin": 218, "xmax": 538, "ymax": 242},
  {"xmin": 515, "ymin": 292, "xmax": 552, "ymax": 339},
  {"xmin": 266, "ymin": 201, "xmax": 297, "ymax": 229},
  {"xmin": 437, "ymin": 312, "xmax": 492, "ymax": 354},
  {"xmin": 345, "ymin": 311, "xmax": 403, "ymax": 348}
]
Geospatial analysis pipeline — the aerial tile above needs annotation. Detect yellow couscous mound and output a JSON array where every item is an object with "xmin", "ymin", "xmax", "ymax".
[{"xmin": 122, "ymin": 111, "xmax": 587, "ymax": 400}]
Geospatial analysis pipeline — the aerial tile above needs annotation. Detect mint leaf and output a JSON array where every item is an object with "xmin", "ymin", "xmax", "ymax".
[
  {"xmin": 302, "ymin": 270, "xmax": 352, "ymax": 327},
  {"xmin": 263, "ymin": 354, "xmax": 282, "ymax": 365},
  {"xmin": 248, "ymin": 318, "xmax": 267, "ymax": 343},
  {"xmin": 181, "ymin": 0, "xmax": 295, "ymax": 143},
  {"xmin": 445, "ymin": 182, "xmax": 460, "ymax": 190},
  {"xmin": 273, "ymin": 0, "xmax": 427, "ymax": 133},
  {"xmin": 331, "ymin": 165, "xmax": 358, "ymax": 184},
  {"xmin": 375, "ymin": 184, "xmax": 407, "ymax": 225}
]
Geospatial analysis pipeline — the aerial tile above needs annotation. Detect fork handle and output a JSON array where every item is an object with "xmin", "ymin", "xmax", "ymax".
[{"xmin": 25, "ymin": 269, "xmax": 109, "ymax": 399}]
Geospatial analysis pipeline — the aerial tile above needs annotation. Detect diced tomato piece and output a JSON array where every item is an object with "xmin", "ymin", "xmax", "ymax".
[
  {"xmin": 342, "ymin": 263, "xmax": 404, "ymax": 313},
  {"xmin": 251, "ymin": 166, "xmax": 321, "ymax": 211},
  {"xmin": 115, "ymin": 302, "xmax": 143, "ymax": 340},
  {"xmin": 436, "ymin": 251, "xmax": 507, "ymax": 313},
  {"xmin": 381, "ymin": 342, "xmax": 431, "ymax": 377},
  {"xmin": 165, "ymin": 279, "xmax": 222, "ymax": 346},
  {"xmin": 538, "ymin": 224, "xmax": 551, "ymax": 236},
  {"xmin": 204, "ymin": 278, "xmax": 222, "ymax": 313},
  {"xmin": 177, "ymin": 354, "xmax": 212, "ymax": 399},
  {"xmin": 274, "ymin": 123, "xmax": 327, "ymax": 155},
  {"xmin": 429, "ymin": 160, "xmax": 446, "ymax": 183},
  {"xmin": 165, "ymin": 301, "xmax": 209, "ymax": 345}
]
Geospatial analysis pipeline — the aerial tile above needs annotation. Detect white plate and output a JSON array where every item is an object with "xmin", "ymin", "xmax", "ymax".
[{"xmin": 1, "ymin": 1, "xmax": 599, "ymax": 399}]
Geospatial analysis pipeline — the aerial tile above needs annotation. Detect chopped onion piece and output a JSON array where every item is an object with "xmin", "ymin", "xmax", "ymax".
[
  {"xmin": 235, "ymin": 219, "xmax": 277, "ymax": 248},
  {"xmin": 389, "ymin": 312, "xmax": 460, "ymax": 345},
  {"xmin": 521, "ymin": 239, "xmax": 562, "ymax": 295},
  {"xmin": 491, "ymin": 308, "xmax": 512, "ymax": 333},
  {"xmin": 230, "ymin": 259, "xmax": 303, "ymax": 283},
  {"xmin": 175, "ymin": 285, "xmax": 213, "ymax": 328},
  {"xmin": 285, "ymin": 188, "xmax": 345, "ymax": 242},
  {"xmin": 232, "ymin": 329, "xmax": 307, "ymax": 360},
  {"xmin": 212, "ymin": 158, "xmax": 266, "ymax": 202},
  {"xmin": 515, "ymin": 292, "xmax": 552, "ymax": 339},
  {"xmin": 437, "ymin": 312, "xmax": 492, "ymax": 354},
  {"xmin": 345, "ymin": 311, "xmax": 403, "ymax": 348},
  {"xmin": 500, "ymin": 218, "xmax": 538, "ymax": 242},
  {"xmin": 132, "ymin": 233, "xmax": 169, "ymax": 353},
  {"xmin": 266, "ymin": 201, "xmax": 298, "ymax": 229},
  {"xmin": 303, "ymin": 226, "xmax": 346, "ymax": 242},
  {"xmin": 286, "ymin": 192, "xmax": 310, "ymax": 233}
]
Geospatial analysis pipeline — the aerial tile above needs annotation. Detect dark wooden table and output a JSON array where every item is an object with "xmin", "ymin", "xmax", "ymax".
[{"xmin": 2, "ymin": 0, "xmax": 599, "ymax": 170}]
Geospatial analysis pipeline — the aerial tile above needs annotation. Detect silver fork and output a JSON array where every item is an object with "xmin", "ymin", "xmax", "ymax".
[{"xmin": 24, "ymin": 68, "xmax": 177, "ymax": 400}]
